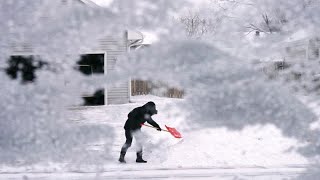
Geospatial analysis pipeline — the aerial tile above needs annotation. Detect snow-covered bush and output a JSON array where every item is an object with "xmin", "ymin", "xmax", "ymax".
[{"xmin": 114, "ymin": 39, "xmax": 316, "ymax": 139}]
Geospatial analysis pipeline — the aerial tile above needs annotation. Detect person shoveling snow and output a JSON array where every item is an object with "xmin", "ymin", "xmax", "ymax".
[{"xmin": 119, "ymin": 101, "xmax": 161, "ymax": 163}]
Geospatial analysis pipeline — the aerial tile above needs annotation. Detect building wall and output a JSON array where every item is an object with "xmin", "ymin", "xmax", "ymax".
[
  {"xmin": 10, "ymin": 42, "xmax": 34, "ymax": 54},
  {"xmin": 9, "ymin": 32, "xmax": 130, "ymax": 105},
  {"xmin": 284, "ymin": 37, "xmax": 320, "ymax": 62},
  {"xmin": 6, "ymin": 0, "xmax": 130, "ymax": 105},
  {"xmin": 95, "ymin": 33, "xmax": 129, "ymax": 104},
  {"xmin": 284, "ymin": 39, "xmax": 308, "ymax": 61}
]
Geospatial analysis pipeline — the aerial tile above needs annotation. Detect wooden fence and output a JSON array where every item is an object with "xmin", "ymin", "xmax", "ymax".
[{"xmin": 131, "ymin": 80, "xmax": 184, "ymax": 98}]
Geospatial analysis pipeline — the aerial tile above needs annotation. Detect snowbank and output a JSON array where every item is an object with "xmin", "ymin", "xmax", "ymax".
[
  {"xmin": 112, "ymin": 40, "xmax": 317, "ymax": 143},
  {"xmin": 68, "ymin": 95, "xmax": 309, "ymax": 169}
]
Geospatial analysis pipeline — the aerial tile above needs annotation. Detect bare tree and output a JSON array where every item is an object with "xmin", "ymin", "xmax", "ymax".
[
  {"xmin": 179, "ymin": 11, "xmax": 210, "ymax": 37},
  {"xmin": 245, "ymin": 13, "xmax": 284, "ymax": 34},
  {"xmin": 178, "ymin": 7, "xmax": 226, "ymax": 38},
  {"xmin": 244, "ymin": 0, "xmax": 316, "ymax": 34}
]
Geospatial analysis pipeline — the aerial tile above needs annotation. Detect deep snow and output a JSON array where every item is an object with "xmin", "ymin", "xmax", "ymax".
[
  {"xmin": 0, "ymin": 95, "xmax": 311, "ymax": 179},
  {"xmin": 69, "ymin": 95, "xmax": 309, "ymax": 168}
]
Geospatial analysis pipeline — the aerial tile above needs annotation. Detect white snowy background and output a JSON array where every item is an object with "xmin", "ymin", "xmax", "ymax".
[{"xmin": 1, "ymin": 0, "xmax": 320, "ymax": 179}]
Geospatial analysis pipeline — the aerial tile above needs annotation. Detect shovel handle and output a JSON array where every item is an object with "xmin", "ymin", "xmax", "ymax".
[{"xmin": 141, "ymin": 124, "xmax": 169, "ymax": 132}]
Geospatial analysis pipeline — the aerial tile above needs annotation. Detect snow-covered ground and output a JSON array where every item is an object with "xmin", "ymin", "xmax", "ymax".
[
  {"xmin": 0, "ymin": 95, "xmax": 315, "ymax": 179},
  {"xmin": 2, "ymin": 1, "xmax": 320, "ymax": 179}
]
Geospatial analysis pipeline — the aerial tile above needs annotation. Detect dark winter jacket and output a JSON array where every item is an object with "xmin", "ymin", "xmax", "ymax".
[{"xmin": 124, "ymin": 102, "xmax": 160, "ymax": 130}]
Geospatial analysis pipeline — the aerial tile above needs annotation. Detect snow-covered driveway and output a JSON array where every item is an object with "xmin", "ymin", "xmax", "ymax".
[
  {"xmin": 0, "ymin": 95, "xmax": 312, "ymax": 180},
  {"xmin": 0, "ymin": 165, "xmax": 306, "ymax": 180}
]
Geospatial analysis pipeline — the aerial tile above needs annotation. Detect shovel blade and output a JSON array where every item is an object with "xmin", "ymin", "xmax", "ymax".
[{"xmin": 165, "ymin": 125, "xmax": 182, "ymax": 138}]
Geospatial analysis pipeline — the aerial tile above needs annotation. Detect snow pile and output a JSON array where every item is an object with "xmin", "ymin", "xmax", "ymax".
[
  {"xmin": 111, "ymin": 40, "xmax": 320, "ymax": 178},
  {"xmin": 68, "ymin": 95, "xmax": 308, "ymax": 169},
  {"xmin": 113, "ymin": 40, "xmax": 317, "ymax": 141},
  {"xmin": 156, "ymin": 126, "xmax": 308, "ymax": 167},
  {"xmin": 0, "ymin": 70, "xmax": 114, "ymax": 165}
]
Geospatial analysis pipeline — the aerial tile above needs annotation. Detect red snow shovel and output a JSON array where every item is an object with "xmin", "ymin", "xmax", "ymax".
[{"xmin": 141, "ymin": 124, "xmax": 182, "ymax": 138}]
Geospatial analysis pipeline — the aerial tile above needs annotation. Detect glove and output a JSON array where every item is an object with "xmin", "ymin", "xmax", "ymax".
[{"xmin": 157, "ymin": 128, "xmax": 161, "ymax": 131}]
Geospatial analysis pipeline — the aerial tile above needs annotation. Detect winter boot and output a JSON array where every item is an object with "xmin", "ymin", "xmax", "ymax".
[
  {"xmin": 136, "ymin": 152, "xmax": 147, "ymax": 163},
  {"xmin": 119, "ymin": 152, "xmax": 126, "ymax": 163}
]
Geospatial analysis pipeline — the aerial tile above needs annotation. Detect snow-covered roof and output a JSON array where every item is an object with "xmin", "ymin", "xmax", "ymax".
[
  {"xmin": 127, "ymin": 30, "xmax": 144, "ymax": 41},
  {"xmin": 127, "ymin": 30, "xmax": 159, "ymax": 44},
  {"xmin": 77, "ymin": 0, "xmax": 98, "ymax": 6},
  {"xmin": 62, "ymin": 0, "xmax": 98, "ymax": 7},
  {"xmin": 284, "ymin": 29, "xmax": 309, "ymax": 43}
]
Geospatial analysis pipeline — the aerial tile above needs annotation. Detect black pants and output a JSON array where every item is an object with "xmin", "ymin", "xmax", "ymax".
[{"xmin": 120, "ymin": 129, "xmax": 142, "ymax": 154}]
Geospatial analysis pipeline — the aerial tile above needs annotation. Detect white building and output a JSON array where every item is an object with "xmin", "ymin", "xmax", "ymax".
[
  {"xmin": 283, "ymin": 31, "xmax": 320, "ymax": 62},
  {"xmin": 6, "ymin": 0, "xmax": 146, "ymax": 105}
]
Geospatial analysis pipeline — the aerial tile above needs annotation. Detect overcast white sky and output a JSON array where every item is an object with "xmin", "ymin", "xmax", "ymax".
[{"xmin": 90, "ymin": 0, "xmax": 211, "ymax": 43}]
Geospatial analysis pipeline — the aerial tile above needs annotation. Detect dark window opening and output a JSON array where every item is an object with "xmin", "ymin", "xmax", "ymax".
[
  {"xmin": 274, "ymin": 61, "xmax": 290, "ymax": 71},
  {"xmin": 312, "ymin": 48, "xmax": 319, "ymax": 59},
  {"xmin": 76, "ymin": 54, "xmax": 104, "ymax": 75},
  {"xmin": 82, "ymin": 89, "xmax": 105, "ymax": 106},
  {"xmin": 5, "ymin": 55, "xmax": 47, "ymax": 83}
]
